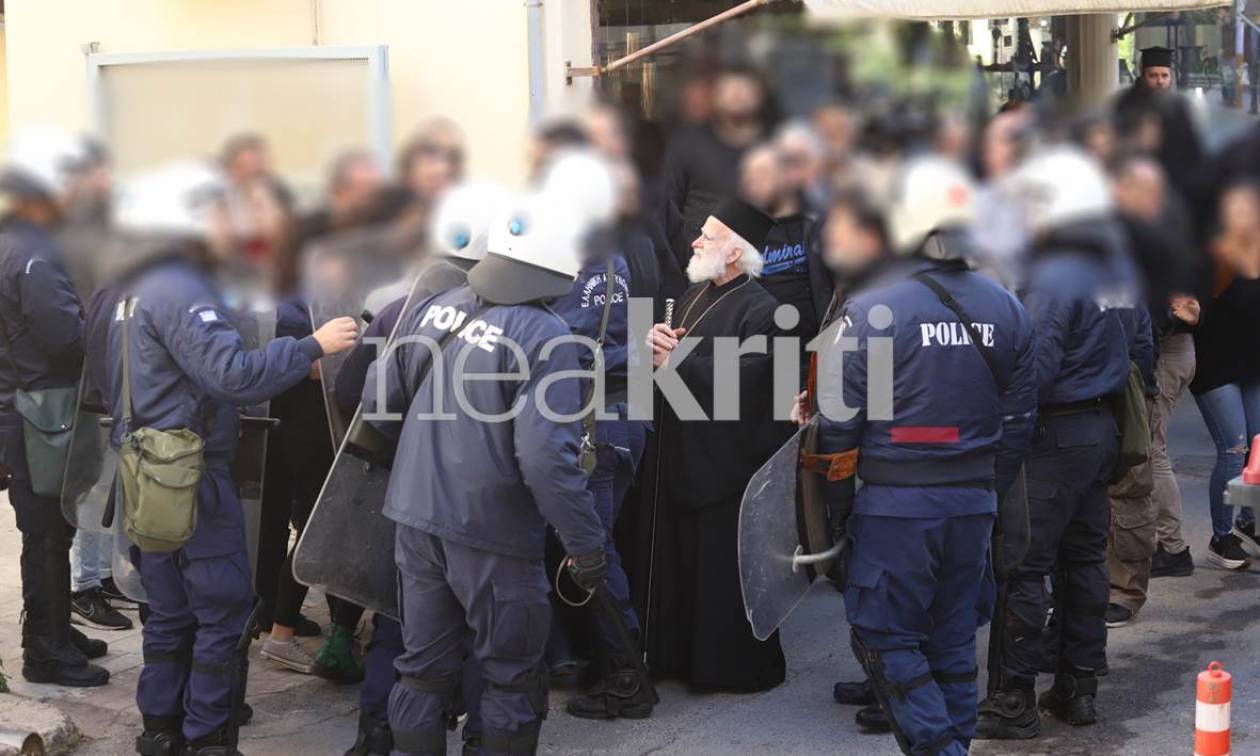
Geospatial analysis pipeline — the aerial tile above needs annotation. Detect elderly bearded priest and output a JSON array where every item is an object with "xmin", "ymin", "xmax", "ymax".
[{"xmin": 638, "ymin": 197, "xmax": 795, "ymax": 693}]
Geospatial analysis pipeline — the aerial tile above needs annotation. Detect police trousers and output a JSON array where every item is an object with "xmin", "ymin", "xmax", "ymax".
[
  {"xmin": 133, "ymin": 470, "xmax": 253, "ymax": 741},
  {"xmin": 845, "ymin": 508, "xmax": 995, "ymax": 756},
  {"xmin": 1003, "ymin": 407, "xmax": 1117, "ymax": 682},
  {"xmin": 1, "ymin": 414, "xmax": 76, "ymax": 648},
  {"xmin": 391, "ymin": 526, "xmax": 549, "ymax": 753},
  {"xmin": 589, "ymin": 417, "xmax": 646, "ymax": 647}
]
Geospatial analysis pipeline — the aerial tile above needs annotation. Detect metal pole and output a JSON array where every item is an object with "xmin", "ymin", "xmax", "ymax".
[
  {"xmin": 526, "ymin": 0, "xmax": 546, "ymax": 123},
  {"xmin": 1252, "ymin": 24, "xmax": 1259, "ymax": 114},
  {"xmin": 567, "ymin": 0, "xmax": 782, "ymax": 79}
]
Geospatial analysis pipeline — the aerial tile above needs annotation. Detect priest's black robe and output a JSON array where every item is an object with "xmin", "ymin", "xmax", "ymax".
[{"xmin": 627, "ymin": 273, "xmax": 795, "ymax": 692}]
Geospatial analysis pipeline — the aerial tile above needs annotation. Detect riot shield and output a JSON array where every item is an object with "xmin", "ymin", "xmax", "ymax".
[
  {"xmin": 111, "ymin": 476, "xmax": 146, "ymax": 602},
  {"xmin": 59, "ymin": 372, "xmax": 116, "ymax": 533},
  {"xmin": 303, "ymin": 222, "xmax": 424, "ymax": 448},
  {"xmin": 59, "ymin": 226, "xmax": 117, "ymax": 533},
  {"xmin": 227, "ymin": 301, "xmax": 278, "ymax": 579},
  {"xmin": 738, "ymin": 425, "xmax": 845, "ymax": 642},
  {"xmin": 294, "ymin": 264, "xmax": 454, "ymax": 620}
]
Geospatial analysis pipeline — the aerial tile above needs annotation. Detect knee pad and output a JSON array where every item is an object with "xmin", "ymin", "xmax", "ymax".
[
  {"xmin": 488, "ymin": 663, "xmax": 549, "ymax": 720},
  {"xmin": 392, "ymin": 672, "xmax": 455, "ymax": 756},
  {"xmin": 352, "ymin": 712, "xmax": 393, "ymax": 755},
  {"xmin": 478, "ymin": 719, "xmax": 541, "ymax": 756},
  {"xmin": 850, "ymin": 631, "xmax": 931, "ymax": 756},
  {"xmin": 399, "ymin": 670, "xmax": 463, "ymax": 727}
]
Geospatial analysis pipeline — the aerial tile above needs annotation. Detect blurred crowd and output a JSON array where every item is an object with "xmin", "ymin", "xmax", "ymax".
[{"xmin": 4, "ymin": 26, "xmax": 1260, "ymax": 756}]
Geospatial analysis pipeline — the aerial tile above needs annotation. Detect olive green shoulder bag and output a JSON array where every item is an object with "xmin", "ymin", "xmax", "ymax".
[{"xmin": 117, "ymin": 296, "xmax": 205, "ymax": 552}]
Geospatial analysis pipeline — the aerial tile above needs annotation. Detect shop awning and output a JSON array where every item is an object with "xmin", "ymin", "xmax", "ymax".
[{"xmin": 803, "ymin": 0, "xmax": 1228, "ymax": 21}]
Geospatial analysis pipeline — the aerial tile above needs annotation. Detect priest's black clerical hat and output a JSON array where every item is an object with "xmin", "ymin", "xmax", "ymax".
[
  {"xmin": 710, "ymin": 197, "xmax": 775, "ymax": 249},
  {"xmin": 1140, "ymin": 46, "xmax": 1173, "ymax": 70}
]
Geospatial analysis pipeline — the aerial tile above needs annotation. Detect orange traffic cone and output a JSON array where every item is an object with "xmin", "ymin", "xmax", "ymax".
[
  {"xmin": 1196, "ymin": 661, "xmax": 1231, "ymax": 756},
  {"xmin": 1244, "ymin": 435, "xmax": 1260, "ymax": 485}
]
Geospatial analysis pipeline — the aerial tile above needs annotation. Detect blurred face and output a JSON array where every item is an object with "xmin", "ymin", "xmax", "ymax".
[
  {"xmin": 1111, "ymin": 161, "xmax": 1165, "ymax": 222},
  {"xmin": 585, "ymin": 108, "xmax": 629, "ymax": 160},
  {"xmin": 981, "ymin": 112, "xmax": 1025, "ymax": 179},
  {"xmin": 331, "ymin": 157, "xmax": 383, "ymax": 217},
  {"xmin": 713, "ymin": 75, "xmax": 763, "ymax": 127},
  {"xmin": 407, "ymin": 139, "xmax": 463, "ymax": 200},
  {"xmin": 69, "ymin": 163, "xmax": 112, "ymax": 205},
  {"xmin": 204, "ymin": 200, "xmax": 237, "ymax": 263},
  {"xmin": 614, "ymin": 161, "xmax": 640, "ymax": 220},
  {"xmin": 227, "ymin": 146, "xmax": 268, "ymax": 185},
  {"xmin": 1216, "ymin": 185, "xmax": 1260, "ymax": 278},
  {"xmin": 739, "ymin": 147, "xmax": 784, "ymax": 211},
  {"xmin": 689, "ymin": 217, "xmax": 741, "ymax": 283},
  {"xmin": 1222, "ymin": 186, "xmax": 1260, "ymax": 237},
  {"xmin": 823, "ymin": 205, "xmax": 883, "ymax": 276},
  {"xmin": 1143, "ymin": 66, "xmax": 1173, "ymax": 90},
  {"xmin": 812, "ymin": 105, "xmax": 855, "ymax": 164},
  {"xmin": 1082, "ymin": 121, "xmax": 1117, "ymax": 163},
  {"xmin": 935, "ymin": 116, "xmax": 971, "ymax": 163},
  {"xmin": 778, "ymin": 133, "xmax": 821, "ymax": 193}
]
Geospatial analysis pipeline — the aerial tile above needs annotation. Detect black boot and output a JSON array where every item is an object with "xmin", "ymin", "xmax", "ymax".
[
  {"xmin": 136, "ymin": 715, "xmax": 183, "ymax": 756},
  {"xmin": 180, "ymin": 727, "xmax": 239, "ymax": 756},
  {"xmin": 70, "ymin": 626, "xmax": 109, "ymax": 659},
  {"xmin": 854, "ymin": 704, "xmax": 891, "ymax": 733},
  {"xmin": 975, "ymin": 678, "xmax": 1040, "ymax": 740},
  {"xmin": 343, "ymin": 713, "xmax": 392, "ymax": 756},
  {"xmin": 833, "ymin": 678, "xmax": 877, "ymax": 706},
  {"xmin": 565, "ymin": 659, "xmax": 657, "ymax": 720},
  {"xmin": 1038, "ymin": 668, "xmax": 1099, "ymax": 726},
  {"xmin": 22, "ymin": 530, "xmax": 109, "ymax": 686}
]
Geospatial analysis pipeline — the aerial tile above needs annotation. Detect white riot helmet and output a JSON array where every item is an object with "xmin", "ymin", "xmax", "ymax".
[
  {"xmin": 888, "ymin": 156, "xmax": 977, "ymax": 256},
  {"xmin": 112, "ymin": 162, "xmax": 227, "ymax": 239},
  {"xmin": 538, "ymin": 148, "xmax": 617, "ymax": 228},
  {"xmin": 471, "ymin": 191, "xmax": 586, "ymax": 305},
  {"xmin": 1008, "ymin": 145, "xmax": 1113, "ymax": 234},
  {"xmin": 430, "ymin": 180, "xmax": 509, "ymax": 262},
  {"xmin": 0, "ymin": 127, "xmax": 90, "ymax": 200}
]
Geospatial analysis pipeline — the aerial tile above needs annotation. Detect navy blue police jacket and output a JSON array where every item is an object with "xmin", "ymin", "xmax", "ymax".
[
  {"xmin": 817, "ymin": 256, "xmax": 1038, "ymax": 516},
  {"xmin": 548, "ymin": 252, "xmax": 632, "ymax": 404},
  {"xmin": 0, "ymin": 218, "xmax": 84, "ymax": 412},
  {"xmin": 95, "ymin": 256, "xmax": 323, "ymax": 555},
  {"xmin": 362, "ymin": 284, "xmax": 605, "ymax": 561},
  {"xmin": 1018, "ymin": 218, "xmax": 1138, "ymax": 406}
]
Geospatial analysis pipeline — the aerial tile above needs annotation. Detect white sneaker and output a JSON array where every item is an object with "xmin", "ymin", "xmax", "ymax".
[{"xmin": 259, "ymin": 637, "xmax": 315, "ymax": 674}]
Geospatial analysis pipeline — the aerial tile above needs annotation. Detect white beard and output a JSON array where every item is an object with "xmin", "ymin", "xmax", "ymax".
[{"xmin": 686, "ymin": 250, "xmax": 727, "ymax": 284}]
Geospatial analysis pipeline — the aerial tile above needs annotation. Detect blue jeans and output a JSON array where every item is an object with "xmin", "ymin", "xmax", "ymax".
[
  {"xmin": 71, "ymin": 528, "xmax": 113, "ymax": 593},
  {"xmin": 1194, "ymin": 382, "xmax": 1260, "ymax": 538}
]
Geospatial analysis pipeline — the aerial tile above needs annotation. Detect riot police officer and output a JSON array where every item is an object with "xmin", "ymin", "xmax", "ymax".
[
  {"xmin": 977, "ymin": 147, "xmax": 1137, "ymax": 738},
  {"xmin": 362, "ymin": 191, "xmax": 606, "ymax": 755},
  {"xmin": 335, "ymin": 178, "xmax": 509, "ymax": 756},
  {"xmin": 98, "ymin": 163, "xmax": 358, "ymax": 756},
  {"xmin": 814, "ymin": 157, "xmax": 1037, "ymax": 755},
  {"xmin": 0, "ymin": 128, "xmax": 111, "ymax": 687},
  {"xmin": 539, "ymin": 151, "xmax": 656, "ymax": 720}
]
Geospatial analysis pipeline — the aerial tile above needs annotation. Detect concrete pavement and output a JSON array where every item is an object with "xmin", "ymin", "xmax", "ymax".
[{"xmin": 0, "ymin": 400, "xmax": 1255, "ymax": 755}]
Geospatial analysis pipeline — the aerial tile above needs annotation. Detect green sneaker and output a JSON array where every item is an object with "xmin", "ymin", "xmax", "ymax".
[{"xmin": 313, "ymin": 625, "xmax": 364, "ymax": 684}]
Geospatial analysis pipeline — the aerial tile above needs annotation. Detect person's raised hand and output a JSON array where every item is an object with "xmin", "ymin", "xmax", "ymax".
[{"xmin": 313, "ymin": 316, "xmax": 360, "ymax": 356}]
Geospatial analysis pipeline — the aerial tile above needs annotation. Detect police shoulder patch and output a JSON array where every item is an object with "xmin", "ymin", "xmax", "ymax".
[{"xmin": 189, "ymin": 303, "xmax": 220, "ymax": 322}]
